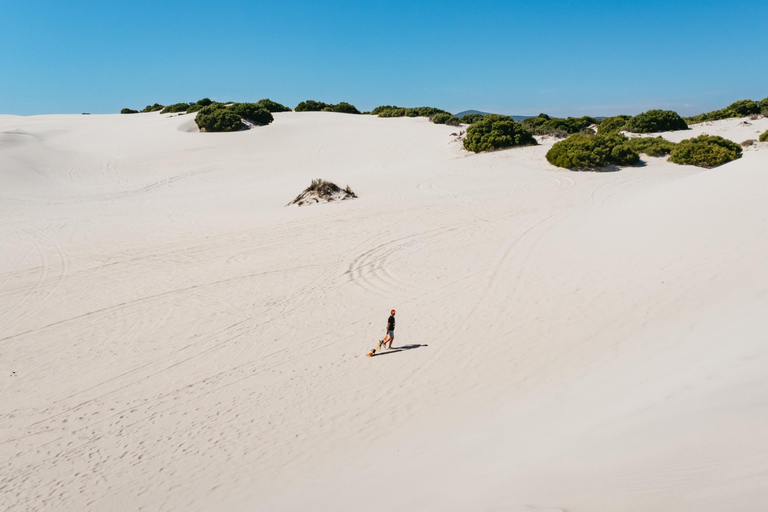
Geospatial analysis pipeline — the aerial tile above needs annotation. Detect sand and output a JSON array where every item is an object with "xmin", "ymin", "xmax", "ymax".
[{"xmin": 1, "ymin": 111, "xmax": 767, "ymax": 511}]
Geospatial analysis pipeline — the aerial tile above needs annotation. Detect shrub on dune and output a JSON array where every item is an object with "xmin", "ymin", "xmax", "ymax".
[
  {"xmin": 194, "ymin": 105, "xmax": 244, "ymax": 132},
  {"xmin": 460, "ymin": 113, "xmax": 484, "ymax": 124},
  {"xmin": 160, "ymin": 102, "xmax": 191, "ymax": 114},
  {"xmin": 256, "ymin": 98, "xmax": 291, "ymax": 112},
  {"xmin": 463, "ymin": 115, "xmax": 537, "ymax": 153},
  {"xmin": 331, "ymin": 102, "xmax": 361, "ymax": 114},
  {"xmin": 760, "ymin": 130, "xmax": 768, "ymax": 142},
  {"xmin": 230, "ymin": 103, "xmax": 274, "ymax": 125},
  {"xmin": 187, "ymin": 98, "xmax": 214, "ymax": 113},
  {"xmin": 686, "ymin": 99, "xmax": 762, "ymax": 124},
  {"xmin": 625, "ymin": 109, "xmax": 688, "ymax": 133},
  {"xmin": 760, "ymin": 97, "xmax": 768, "ymax": 116},
  {"xmin": 121, "ymin": 108, "xmax": 138, "ymax": 114},
  {"xmin": 295, "ymin": 100, "xmax": 332, "ymax": 112},
  {"xmin": 521, "ymin": 114, "xmax": 598, "ymax": 136},
  {"xmin": 597, "ymin": 115, "xmax": 631, "ymax": 134},
  {"xmin": 546, "ymin": 133, "xmax": 639, "ymax": 169},
  {"xmin": 371, "ymin": 105, "xmax": 450, "ymax": 119},
  {"xmin": 625, "ymin": 136, "xmax": 677, "ymax": 156},
  {"xmin": 669, "ymin": 135, "xmax": 742, "ymax": 168},
  {"xmin": 141, "ymin": 103, "xmax": 164, "ymax": 113},
  {"xmin": 431, "ymin": 112, "xmax": 460, "ymax": 126}
]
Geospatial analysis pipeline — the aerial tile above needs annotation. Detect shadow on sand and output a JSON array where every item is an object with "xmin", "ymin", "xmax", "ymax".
[{"xmin": 371, "ymin": 344, "xmax": 428, "ymax": 357}]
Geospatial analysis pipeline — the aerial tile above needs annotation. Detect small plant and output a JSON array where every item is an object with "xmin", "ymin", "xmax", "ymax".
[
  {"xmin": 740, "ymin": 139, "xmax": 756, "ymax": 147},
  {"xmin": 160, "ymin": 102, "xmax": 191, "ymax": 114},
  {"xmin": 625, "ymin": 136, "xmax": 677, "ymax": 156},
  {"xmin": 463, "ymin": 115, "xmax": 537, "ymax": 153},
  {"xmin": 625, "ymin": 109, "xmax": 688, "ymax": 133},
  {"xmin": 759, "ymin": 130, "xmax": 768, "ymax": 142},
  {"xmin": 669, "ymin": 135, "xmax": 742, "ymax": 168},
  {"xmin": 121, "ymin": 108, "xmax": 138, "ymax": 114},
  {"xmin": 546, "ymin": 133, "xmax": 639, "ymax": 170},
  {"xmin": 289, "ymin": 179, "xmax": 357, "ymax": 206}
]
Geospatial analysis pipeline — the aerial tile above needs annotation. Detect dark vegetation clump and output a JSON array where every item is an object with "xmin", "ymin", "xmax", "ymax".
[
  {"xmin": 460, "ymin": 113, "xmax": 484, "ymax": 125},
  {"xmin": 597, "ymin": 115, "xmax": 631, "ymax": 134},
  {"xmin": 463, "ymin": 115, "xmax": 537, "ymax": 153},
  {"xmin": 685, "ymin": 100, "xmax": 762, "ymax": 124},
  {"xmin": 740, "ymin": 139, "xmax": 756, "ymax": 147},
  {"xmin": 331, "ymin": 102, "xmax": 361, "ymax": 114},
  {"xmin": 625, "ymin": 109, "xmax": 688, "ymax": 133},
  {"xmin": 288, "ymin": 179, "xmax": 357, "ymax": 206},
  {"xmin": 160, "ymin": 102, "xmax": 191, "ymax": 114},
  {"xmin": 431, "ymin": 112, "xmax": 461, "ymax": 126},
  {"xmin": 121, "ymin": 108, "xmax": 139, "ymax": 114},
  {"xmin": 294, "ymin": 99, "xmax": 360, "ymax": 113},
  {"xmin": 186, "ymin": 98, "xmax": 213, "ymax": 113},
  {"xmin": 141, "ymin": 103, "xmax": 164, "ymax": 113},
  {"xmin": 760, "ymin": 130, "xmax": 768, "ymax": 142},
  {"xmin": 256, "ymin": 98, "xmax": 291, "ymax": 112},
  {"xmin": 625, "ymin": 136, "xmax": 677, "ymax": 156},
  {"xmin": 669, "ymin": 135, "xmax": 742, "ymax": 168},
  {"xmin": 760, "ymin": 97, "xmax": 768, "ymax": 116},
  {"xmin": 195, "ymin": 105, "xmax": 244, "ymax": 132},
  {"xmin": 231, "ymin": 103, "xmax": 274, "ymax": 125},
  {"xmin": 520, "ymin": 114, "xmax": 599, "ymax": 136},
  {"xmin": 546, "ymin": 133, "xmax": 640, "ymax": 170}
]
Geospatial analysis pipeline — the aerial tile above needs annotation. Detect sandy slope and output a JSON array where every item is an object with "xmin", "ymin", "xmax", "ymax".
[{"xmin": 1, "ymin": 112, "xmax": 767, "ymax": 511}]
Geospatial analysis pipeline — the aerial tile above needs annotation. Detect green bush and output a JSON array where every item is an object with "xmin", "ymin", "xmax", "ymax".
[
  {"xmin": 371, "ymin": 105, "xmax": 450, "ymax": 119},
  {"xmin": 686, "ymin": 99, "xmax": 762, "ymax": 124},
  {"xmin": 141, "ymin": 103, "xmax": 164, "ymax": 113},
  {"xmin": 669, "ymin": 135, "xmax": 742, "ymax": 168},
  {"xmin": 187, "ymin": 103, "xmax": 205, "ymax": 113},
  {"xmin": 256, "ymin": 98, "xmax": 291, "ymax": 112},
  {"xmin": 521, "ymin": 114, "xmax": 598, "ymax": 135},
  {"xmin": 121, "ymin": 108, "xmax": 138, "ymax": 114},
  {"xmin": 231, "ymin": 103, "xmax": 274, "ymax": 125},
  {"xmin": 625, "ymin": 136, "xmax": 677, "ymax": 156},
  {"xmin": 460, "ymin": 113, "xmax": 484, "ymax": 124},
  {"xmin": 546, "ymin": 133, "xmax": 640, "ymax": 169},
  {"xmin": 759, "ymin": 130, "xmax": 768, "ymax": 142},
  {"xmin": 598, "ymin": 115, "xmax": 631, "ymax": 134},
  {"xmin": 431, "ymin": 113, "xmax": 460, "ymax": 126},
  {"xmin": 463, "ymin": 115, "xmax": 537, "ymax": 153},
  {"xmin": 160, "ymin": 102, "xmax": 191, "ymax": 114},
  {"xmin": 331, "ymin": 102, "xmax": 361, "ymax": 114},
  {"xmin": 295, "ymin": 100, "xmax": 332, "ymax": 112},
  {"xmin": 625, "ymin": 109, "xmax": 688, "ymax": 133},
  {"xmin": 195, "ymin": 105, "xmax": 244, "ymax": 132}
]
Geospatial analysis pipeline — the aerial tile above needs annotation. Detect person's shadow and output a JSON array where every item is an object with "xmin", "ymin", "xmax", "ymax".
[{"xmin": 371, "ymin": 344, "xmax": 428, "ymax": 357}]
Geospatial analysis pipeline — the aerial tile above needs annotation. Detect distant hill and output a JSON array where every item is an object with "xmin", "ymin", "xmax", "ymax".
[{"xmin": 454, "ymin": 110, "xmax": 530, "ymax": 121}]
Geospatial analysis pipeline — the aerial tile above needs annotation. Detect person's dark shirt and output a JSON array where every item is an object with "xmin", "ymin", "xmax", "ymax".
[{"xmin": 387, "ymin": 315, "xmax": 395, "ymax": 331}]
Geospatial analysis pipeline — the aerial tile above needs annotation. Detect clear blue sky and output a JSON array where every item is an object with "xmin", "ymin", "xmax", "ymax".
[{"xmin": 1, "ymin": 0, "xmax": 766, "ymax": 116}]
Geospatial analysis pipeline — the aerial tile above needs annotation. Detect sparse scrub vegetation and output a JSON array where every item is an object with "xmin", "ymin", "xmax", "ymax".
[
  {"xmin": 625, "ymin": 110, "xmax": 688, "ymax": 133},
  {"xmin": 160, "ymin": 102, "xmax": 191, "ymax": 114},
  {"xmin": 669, "ymin": 135, "xmax": 742, "ymax": 168},
  {"xmin": 521, "ymin": 114, "xmax": 598, "ymax": 136},
  {"xmin": 141, "ymin": 103, "xmax": 164, "ymax": 113},
  {"xmin": 331, "ymin": 102, "xmax": 361, "ymax": 114},
  {"xmin": 120, "ymin": 108, "xmax": 138, "ymax": 114},
  {"xmin": 463, "ymin": 115, "xmax": 537, "ymax": 153},
  {"xmin": 740, "ymin": 139, "xmax": 756, "ymax": 147},
  {"xmin": 194, "ymin": 105, "xmax": 244, "ymax": 132},
  {"xmin": 625, "ymin": 136, "xmax": 677, "ymax": 156},
  {"xmin": 231, "ymin": 103, "xmax": 274, "ymax": 125},
  {"xmin": 186, "ymin": 98, "xmax": 213, "ymax": 113},
  {"xmin": 597, "ymin": 115, "xmax": 631, "ymax": 134},
  {"xmin": 256, "ymin": 98, "xmax": 291, "ymax": 112},
  {"xmin": 431, "ymin": 112, "xmax": 460, "ymax": 126},
  {"xmin": 294, "ymin": 100, "xmax": 360, "ymax": 113},
  {"xmin": 546, "ymin": 133, "xmax": 640, "ymax": 170},
  {"xmin": 759, "ymin": 130, "xmax": 768, "ymax": 142},
  {"xmin": 460, "ymin": 113, "xmax": 484, "ymax": 124},
  {"xmin": 685, "ymin": 100, "xmax": 762, "ymax": 124},
  {"xmin": 288, "ymin": 179, "xmax": 358, "ymax": 206}
]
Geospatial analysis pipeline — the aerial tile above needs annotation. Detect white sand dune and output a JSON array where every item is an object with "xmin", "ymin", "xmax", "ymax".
[{"xmin": 1, "ymin": 111, "xmax": 767, "ymax": 511}]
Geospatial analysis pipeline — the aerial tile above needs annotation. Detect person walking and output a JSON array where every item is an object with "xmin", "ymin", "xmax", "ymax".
[{"xmin": 384, "ymin": 309, "xmax": 396, "ymax": 349}]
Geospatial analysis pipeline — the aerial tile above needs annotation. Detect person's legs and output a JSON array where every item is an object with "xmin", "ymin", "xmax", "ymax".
[{"xmin": 386, "ymin": 330, "xmax": 394, "ymax": 349}]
